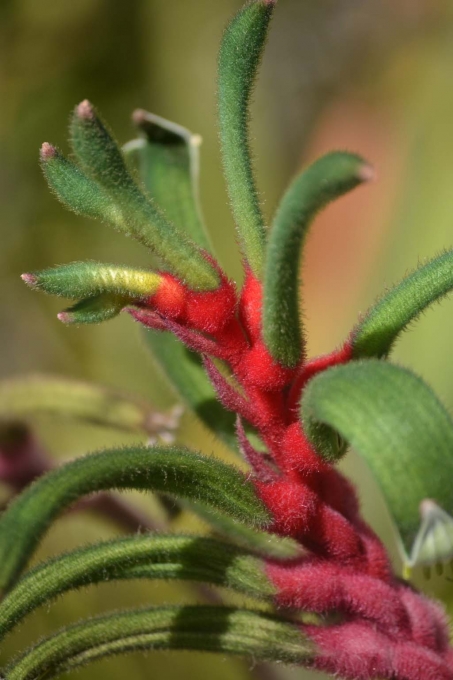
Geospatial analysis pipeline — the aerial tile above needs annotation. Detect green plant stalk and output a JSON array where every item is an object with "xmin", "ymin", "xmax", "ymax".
[
  {"xmin": 4, "ymin": 606, "xmax": 313, "ymax": 680},
  {"xmin": 0, "ymin": 446, "xmax": 270, "ymax": 593},
  {"xmin": 0, "ymin": 535, "xmax": 274, "ymax": 642}
]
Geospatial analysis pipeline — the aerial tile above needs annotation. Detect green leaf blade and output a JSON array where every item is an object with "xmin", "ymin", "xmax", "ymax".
[
  {"xmin": 301, "ymin": 359, "xmax": 453, "ymax": 567},
  {"xmin": 4, "ymin": 606, "xmax": 313, "ymax": 680},
  {"xmin": 58, "ymin": 293, "xmax": 126, "ymax": 324},
  {"xmin": 0, "ymin": 535, "xmax": 275, "ymax": 642},
  {"xmin": 22, "ymin": 261, "xmax": 161, "ymax": 300},
  {"xmin": 0, "ymin": 445, "xmax": 270, "ymax": 591},
  {"xmin": 40, "ymin": 144, "xmax": 123, "ymax": 226},
  {"xmin": 68, "ymin": 100, "xmax": 218, "ymax": 290},
  {"xmin": 218, "ymin": 0, "xmax": 275, "ymax": 276},
  {"xmin": 263, "ymin": 152, "xmax": 371, "ymax": 367},
  {"xmin": 351, "ymin": 249, "xmax": 453, "ymax": 359}
]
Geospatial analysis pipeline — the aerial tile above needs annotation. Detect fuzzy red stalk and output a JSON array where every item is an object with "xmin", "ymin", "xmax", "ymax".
[{"xmin": 127, "ymin": 263, "xmax": 453, "ymax": 679}]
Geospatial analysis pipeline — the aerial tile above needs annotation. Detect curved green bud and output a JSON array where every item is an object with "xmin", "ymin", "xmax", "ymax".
[
  {"xmin": 263, "ymin": 152, "xmax": 372, "ymax": 367},
  {"xmin": 40, "ymin": 143, "xmax": 123, "ymax": 225},
  {"xmin": 301, "ymin": 359, "xmax": 453, "ymax": 569},
  {"xmin": 4, "ymin": 606, "xmax": 313, "ymax": 680},
  {"xmin": 128, "ymin": 109, "xmax": 212, "ymax": 252},
  {"xmin": 22, "ymin": 261, "xmax": 161, "ymax": 300},
  {"xmin": 0, "ymin": 445, "xmax": 270, "ymax": 591},
  {"xmin": 67, "ymin": 100, "xmax": 218, "ymax": 290},
  {"xmin": 0, "ymin": 535, "xmax": 274, "ymax": 641},
  {"xmin": 218, "ymin": 0, "xmax": 275, "ymax": 276},
  {"xmin": 58, "ymin": 293, "xmax": 126, "ymax": 324},
  {"xmin": 351, "ymin": 249, "xmax": 453, "ymax": 359}
]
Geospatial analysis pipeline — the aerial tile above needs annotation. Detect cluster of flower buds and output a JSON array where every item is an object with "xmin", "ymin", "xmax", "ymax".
[{"xmin": 2, "ymin": 2, "xmax": 453, "ymax": 679}]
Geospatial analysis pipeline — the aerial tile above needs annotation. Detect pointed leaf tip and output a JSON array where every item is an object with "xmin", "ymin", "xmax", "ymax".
[
  {"xmin": 40, "ymin": 143, "xmax": 57, "ymax": 161},
  {"xmin": 357, "ymin": 162, "xmax": 375, "ymax": 182},
  {"xmin": 21, "ymin": 273, "xmax": 38, "ymax": 288},
  {"xmin": 57, "ymin": 312, "xmax": 71, "ymax": 324},
  {"xmin": 131, "ymin": 108, "xmax": 147, "ymax": 126},
  {"xmin": 76, "ymin": 99, "xmax": 95, "ymax": 120}
]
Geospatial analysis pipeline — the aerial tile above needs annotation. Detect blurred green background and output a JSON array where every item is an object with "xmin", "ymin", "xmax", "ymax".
[{"xmin": 2, "ymin": 0, "xmax": 453, "ymax": 678}]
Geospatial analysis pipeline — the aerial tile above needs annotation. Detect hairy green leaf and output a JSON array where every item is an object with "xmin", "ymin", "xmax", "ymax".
[
  {"xmin": 301, "ymin": 359, "xmax": 453, "ymax": 567},
  {"xmin": 351, "ymin": 249, "xmax": 453, "ymax": 359},
  {"xmin": 0, "ymin": 445, "xmax": 270, "ymax": 591},
  {"xmin": 58, "ymin": 293, "xmax": 126, "ymax": 324},
  {"xmin": 22, "ymin": 261, "xmax": 161, "ymax": 300},
  {"xmin": 4, "ymin": 606, "xmax": 313, "ymax": 680},
  {"xmin": 0, "ymin": 535, "xmax": 274, "ymax": 641},
  {"xmin": 218, "ymin": 0, "xmax": 274, "ymax": 276},
  {"xmin": 40, "ymin": 144, "xmax": 124, "ymax": 225},
  {"xmin": 67, "ymin": 100, "xmax": 218, "ymax": 290},
  {"xmin": 127, "ymin": 110, "xmax": 212, "ymax": 251},
  {"xmin": 0, "ymin": 375, "xmax": 179, "ymax": 437},
  {"xmin": 263, "ymin": 152, "xmax": 372, "ymax": 367},
  {"xmin": 142, "ymin": 329, "xmax": 238, "ymax": 451}
]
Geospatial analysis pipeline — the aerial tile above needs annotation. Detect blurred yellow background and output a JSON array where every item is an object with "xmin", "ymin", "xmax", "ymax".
[{"xmin": 1, "ymin": 0, "xmax": 453, "ymax": 678}]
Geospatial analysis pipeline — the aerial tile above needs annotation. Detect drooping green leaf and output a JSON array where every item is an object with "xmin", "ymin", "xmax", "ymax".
[
  {"xmin": 58, "ymin": 293, "xmax": 126, "ymax": 324},
  {"xmin": 0, "ymin": 375, "xmax": 180, "ymax": 438},
  {"xmin": 67, "ymin": 100, "xmax": 218, "ymax": 290},
  {"xmin": 126, "ymin": 110, "xmax": 212, "ymax": 251},
  {"xmin": 263, "ymin": 152, "xmax": 372, "ymax": 367},
  {"xmin": 301, "ymin": 359, "xmax": 453, "ymax": 568},
  {"xmin": 351, "ymin": 249, "xmax": 453, "ymax": 359},
  {"xmin": 218, "ymin": 0, "xmax": 275, "ymax": 276},
  {"xmin": 22, "ymin": 261, "xmax": 161, "ymax": 300},
  {"xmin": 0, "ymin": 445, "xmax": 270, "ymax": 592},
  {"xmin": 0, "ymin": 535, "xmax": 274, "ymax": 641},
  {"xmin": 4, "ymin": 606, "xmax": 313, "ymax": 680},
  {"xmin": 142, "ymin": 329, "xmax": 238, "ymax": 451}
]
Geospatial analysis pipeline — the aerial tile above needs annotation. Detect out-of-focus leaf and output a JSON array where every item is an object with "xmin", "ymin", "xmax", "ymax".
[
  {"xmin": 0, "ymin": 375, "xmax": 180, "ymax": 438},
  {"xmin": 142, "ymin": 329, "xmax": 238, "ymax": 451}
]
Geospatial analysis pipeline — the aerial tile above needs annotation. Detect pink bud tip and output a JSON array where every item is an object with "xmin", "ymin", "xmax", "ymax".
[
  {"xmin": 132, "ymin": 109, "xmax": 147, "ymax": 126},
  {"xmin": 21, "ymin": 273, "xmax": 38, "ymax": 288},
  {"xmin": 419, "ymin": 498, "xmax": 440, "ymax": 518},
  {"xmin": 40, "ymin": 143, "xmax": 57, "ymax": 161},
  {"xmin": 358, "ymin": 163, "xmax": 376, "ymax": 183},
  {"xmin": 57, "ymin": 312, "xmax": 73, "ymax": 324},
  {"xmin": 76, "ymin": 99, "xmax": 95, "ymax": 120}
]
